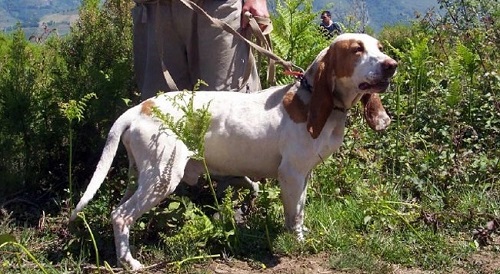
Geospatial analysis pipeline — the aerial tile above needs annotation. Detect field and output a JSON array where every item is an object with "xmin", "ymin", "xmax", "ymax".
[{"xmin": 0, "ymin": 0, "xmax": 499, "ymax": 273}]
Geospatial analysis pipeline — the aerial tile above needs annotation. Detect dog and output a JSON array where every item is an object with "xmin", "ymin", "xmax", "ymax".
[{"xmin": 70, "ymin": 33, "xmax": 397, "ymax": 270}]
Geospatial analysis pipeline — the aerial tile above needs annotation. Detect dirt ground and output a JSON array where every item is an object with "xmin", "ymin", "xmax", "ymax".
[
  {"xmin": 196, "ymin": 250, "xmax": 500, "ymax": 274},
  {"xmin": 76, "ymin": 224, "xmax": 500, "ymax": 274},
  {"xmin": 185, "ymin": 224, "xmax": 500, "ymax": 274},
  {"xmin": 82, "ymin": 233, "xmax": 499, "ymax": 274}
]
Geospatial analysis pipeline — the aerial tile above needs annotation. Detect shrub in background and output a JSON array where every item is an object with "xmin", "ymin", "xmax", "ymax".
[{"xmin": 0, "ymin": 0, "xmax": 136, "ymax": 213}]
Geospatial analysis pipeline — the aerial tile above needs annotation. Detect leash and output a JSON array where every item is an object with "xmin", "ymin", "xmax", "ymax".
[
  {"xmin": 284, "ymin": 69, "xmax": 313, "ymax": 93},
  {"xmin": 238, "ymin": 10, "xmax": 307, "ymax": 86},
  {"xmin": 283, "ymin": 70, "xmax": 305, "ymax": 78},
  {"xmin": 178, "ymin": 0, "xmax": 294, "ymax": 74},
  {"xmin": 243, "ymin": 11, "xmax": 275, "ymax": 85}
]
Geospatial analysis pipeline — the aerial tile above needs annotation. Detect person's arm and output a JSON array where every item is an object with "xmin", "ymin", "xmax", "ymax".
[{"xmin": 241, "ymin": 0, "xmax": 270, "ymax": 30}]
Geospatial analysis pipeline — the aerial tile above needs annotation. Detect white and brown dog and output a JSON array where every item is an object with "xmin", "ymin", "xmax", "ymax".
[{"xmin": 70, "ymin": 33, "xmax": 397, "ymax": 270}]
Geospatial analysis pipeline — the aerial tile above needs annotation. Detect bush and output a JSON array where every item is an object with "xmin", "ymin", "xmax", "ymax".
[{"xmin": 0, "ymin": 0, "xmax": 136, "ymax": 211}]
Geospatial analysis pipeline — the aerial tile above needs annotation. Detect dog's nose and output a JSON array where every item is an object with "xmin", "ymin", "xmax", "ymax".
[{"xmin": 382, "ymin": 59, "xmax": 398, "ymax": 75}]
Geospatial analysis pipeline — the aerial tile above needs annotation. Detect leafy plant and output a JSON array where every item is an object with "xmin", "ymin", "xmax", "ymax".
[
  {"xmin": 159, "ymin": 189, "xmax": 236, "ymax": 265},
  {"xmin": 270, "ymin": 0, "xmax": 331, "ymax": 85},
  {"xmin": 151, "ymin": 84, "xmax": 211, "ymax": 161},
  {"xmin": 74, "ymin": 212, "xmax": 102, "ymax": 272},
  {"xmin": 59, "ymin": 92, "xmax": 97, "ymax": 208}
]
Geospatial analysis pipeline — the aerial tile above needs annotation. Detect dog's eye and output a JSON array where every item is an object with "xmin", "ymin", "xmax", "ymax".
[
  {"xmin": 353, "ymin": 44, "xmax": 364, "ymax": 53},
  {"xmin": 377, "ymin": 43, "xmax": 385, "ymax": 52}
]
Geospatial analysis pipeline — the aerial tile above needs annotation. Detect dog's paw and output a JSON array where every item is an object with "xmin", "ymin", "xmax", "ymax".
[
  {"xmin": 296, "ymin": 231, "xmax": 305, "ymax": 242},
  {"xmin": 119, "ymin": 257, "xmax": 143, "ymax": 271},
  {"xmin": 291, "ymin": 226, "xmax": 306, "ymax": 242},
  {"xmin": 129, "ymin": 259, "xmax": 143, "ymax": 271}
]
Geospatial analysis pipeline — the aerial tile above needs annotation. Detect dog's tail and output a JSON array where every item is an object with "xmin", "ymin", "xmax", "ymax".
[{"xmin": 69, "ymin": 106, "xmax": 139, "ymax": 221}]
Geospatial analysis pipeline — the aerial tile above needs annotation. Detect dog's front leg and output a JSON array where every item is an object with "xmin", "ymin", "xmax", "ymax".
[{"xmin": 278, "ymin": 163, "xmax": 309, "ymax": 240}]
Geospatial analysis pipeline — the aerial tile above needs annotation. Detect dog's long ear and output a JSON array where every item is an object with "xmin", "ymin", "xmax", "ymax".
[
  {"xmin": 307, "ymin": 49, "xmax": 335, "ymax": 139},
  {"xmin": 361, "ymin": 93, "xmax": 391, "ymax": 131}
]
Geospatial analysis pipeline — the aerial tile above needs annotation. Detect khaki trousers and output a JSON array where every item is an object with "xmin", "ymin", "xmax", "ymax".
[{"xmin": 132, "ymin": 0, "xmax": 261, "ymax": 100}]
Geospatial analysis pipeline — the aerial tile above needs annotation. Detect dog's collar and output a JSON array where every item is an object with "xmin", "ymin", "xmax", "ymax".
[
  {"xmin": 285, "ymin": 69, "xmax": 312, "ymax": 93},
  {"xmin": 332, "ymin": 105, "xmax": 347, "ymax": 113},
  {"xmin": 300, "ymin": 77, "xmax": 313, "ymax": 92},
  {"xmin": 298, "ymin": 75, "xmax": 346, "ymax": 113},
  {"xmin": 331, "ymin": 89, "xmax": 349, "ymax": 113}
]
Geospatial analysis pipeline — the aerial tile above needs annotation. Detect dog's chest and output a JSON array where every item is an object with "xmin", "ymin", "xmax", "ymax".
[{"xmin": 315, "ymin": 112, "xmax": 348, "ymax": 158}]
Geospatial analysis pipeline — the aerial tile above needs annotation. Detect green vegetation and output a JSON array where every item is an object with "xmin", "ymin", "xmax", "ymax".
[{"xmin": 0, "ymin": 0, "xmax": 499, "ymax": 273}]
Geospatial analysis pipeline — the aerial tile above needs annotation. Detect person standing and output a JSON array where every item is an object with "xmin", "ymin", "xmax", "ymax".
[
  {"xmin": 132, "ymin": 0, "xmax": 270, "ymax": 100},
  {"xmin": 131, "ymin": 0, "xmax": 270, "ymax": 196},
  {"xmin": 319, "ymin": 10, "xmax": 342, "ymax": 39}
]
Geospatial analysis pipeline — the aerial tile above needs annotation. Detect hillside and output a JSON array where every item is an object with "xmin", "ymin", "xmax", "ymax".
[
  {"xmin": 314, "ymin": 0, "xmax": 438, "ymax": 31},
  {"xmin": 0, "ymin": 0, "xmax": 80, "ymax": 35},
  {"xmin": 0, "ymin": 0, "xmax": 438, "ymax": 35}
]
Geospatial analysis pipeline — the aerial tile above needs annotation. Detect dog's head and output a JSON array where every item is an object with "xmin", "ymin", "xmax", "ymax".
[{"xmin": 307, "ymin": 33, "xmax": 397, "ymax": 138}]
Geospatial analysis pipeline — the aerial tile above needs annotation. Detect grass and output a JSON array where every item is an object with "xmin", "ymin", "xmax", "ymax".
[{"xmin": 0, "ymin": 162, "xmax": 498, "ymax": 273}]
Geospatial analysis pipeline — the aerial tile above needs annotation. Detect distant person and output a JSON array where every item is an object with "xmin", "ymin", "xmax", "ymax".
[{"xmin": 319, "ymin": 10, "xmax": 342, "ymax": 39}]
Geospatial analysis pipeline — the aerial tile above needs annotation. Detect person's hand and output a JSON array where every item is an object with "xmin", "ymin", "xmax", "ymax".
[{"xmin": 241, "ymin": 0, "xmax": 270, "ymax": 31}]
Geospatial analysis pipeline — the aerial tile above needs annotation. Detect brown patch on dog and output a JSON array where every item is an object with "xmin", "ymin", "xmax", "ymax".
[
  {"xmin": 308, "ymin": 57, "xmax": 334, "ymax": 139},
  {"xmin": 330, "ymin": 39, "xmax": 363, "ymax": 78},
  {"xmin": 140, "ymin": 100, "xmax": 156, "ymax": 116},
  {"xmin": 307, "ymin": 38, "xmax": 365, "ymax": 139},
  {"xmin": 283, "ymin": 90, "xmax": 308, "ymax": 123}
]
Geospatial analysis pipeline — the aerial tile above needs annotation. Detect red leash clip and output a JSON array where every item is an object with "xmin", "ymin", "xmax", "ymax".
[{"xmin": 283, "ymin": 70, "xmax": 304, "ymax": 78}]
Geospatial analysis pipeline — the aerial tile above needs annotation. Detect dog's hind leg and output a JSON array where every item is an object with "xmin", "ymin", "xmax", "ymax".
[
  {"xmin": 111, "ymin": 145, "xmax": 189, "ymax": 270},
  {"xmin": 111, "ymin": 173, "xmax": 184, "ymax": 269},
  {"xmin": 118, "ymin": 130, "xmax": 139, "ymax": 206},
  {"xmin": 213, "ymin": 176, "xmax": 260, "ymax": 197},
  {"xmin": 182, "ymin": 159, "xmax": 205, "ymax": 186}
]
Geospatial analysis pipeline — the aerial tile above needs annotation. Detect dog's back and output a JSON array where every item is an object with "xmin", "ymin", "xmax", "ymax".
[{"xmin": 141, "ymin": 87, "xmax": 291, "ymax": 178}]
